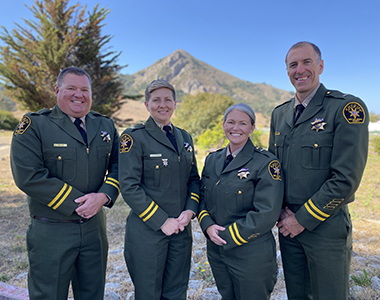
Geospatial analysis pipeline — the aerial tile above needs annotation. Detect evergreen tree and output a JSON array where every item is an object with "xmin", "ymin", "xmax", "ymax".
[{"xmin": 0, "ymin": 0, "xmax": 125, "ymax": 116}]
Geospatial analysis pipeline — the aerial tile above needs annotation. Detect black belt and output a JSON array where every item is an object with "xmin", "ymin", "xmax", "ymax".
[{"xmin": 33, "ymin": 215, "xmax": 91, "ymax": 224}]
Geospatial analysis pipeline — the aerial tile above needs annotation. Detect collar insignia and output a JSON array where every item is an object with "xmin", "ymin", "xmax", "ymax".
[
  {"xmin": 184, "ymin": 142, "xmax": 193, "ymax": 152},
  {"xmin": 237, "ymin": 168, "xmax": 250, "ymax": 179},
  {"xmin": 101, "ymin": 131, "xmax": 111, "ymax": 142},
  {"xmin": 311, "ymin": 118, "xmax": 326, "ymax": 132}
]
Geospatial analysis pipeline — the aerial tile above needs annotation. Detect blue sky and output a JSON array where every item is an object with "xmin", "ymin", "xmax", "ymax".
[{"xmin": 1, "ymin": 0, "xmax": 380, "ymax": 113}]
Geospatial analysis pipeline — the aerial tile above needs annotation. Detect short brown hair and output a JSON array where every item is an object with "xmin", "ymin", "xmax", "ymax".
[
  {"xmin": 285, "ymin": 41, "xmax": 322, "ymax": 64},
  {"xmin": 57, "ymin": 67, "xmax": 91, "ymax": 87},
  {"xmin": 145, "ymin": 79, "xmax": 176, "ymax": 102}
]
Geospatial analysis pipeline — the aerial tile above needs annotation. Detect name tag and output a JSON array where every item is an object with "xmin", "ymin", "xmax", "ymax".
[
  {"xmin": 54, "ymin": 144, "xmax": 67, "ymax": 147},
  {"xmin": 150, "ymin": 154, "xmax": 162, "ymax": 157}
]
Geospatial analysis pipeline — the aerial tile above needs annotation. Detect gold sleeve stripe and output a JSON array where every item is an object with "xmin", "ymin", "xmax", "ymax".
[
  {"xmin": 233, "ymin": 223, "xmax": 248, "ymax": 244},
  {"xmin": 105, "ymin": 180, "xmax": 120, "ymax": 193},
  {"xmin": 198, "ymin": 210, "xmax": 209, "ymax": 224},
  {"xmin": 191, "ymin": 195, "xmax": 199, "ymax": 203},
  {"xmin": 48, "ymin": 183, "xmax": 69, "ymax": 208},
  {"xmin": 308, "ymin": 199, "xmax": 330, "ymax": 218},
  {"xmin": 106, "ymin": 177, "xmax": 119, "ymax": 185},
  {"xmin": 142, "ymin": 204, "xmax": 158, "ymax": 222},
  {"xmin": 139, "ymin": 201, "xmax": 155, "ymax": 219},
  {"xmin": 191, "ymin": 192, "xmax": 199, "ymax": 199},
  {"xmin": 52, "ymin": 186, "xmax": 72, "ymax": 210},
  {"xmin": 229, "ymin": 226, "xmax": 242, "ymax": 246},
  {"xmin": 305, "ymin": 201, "xmax": 327, "ymax": 221}
]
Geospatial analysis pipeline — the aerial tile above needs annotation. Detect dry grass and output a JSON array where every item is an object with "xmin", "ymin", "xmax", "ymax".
[{"xmin": 0, "ymin": 130, "xmax": 380, "ymax": 299}]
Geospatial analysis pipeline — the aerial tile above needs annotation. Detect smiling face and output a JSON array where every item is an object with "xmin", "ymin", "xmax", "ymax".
[
  {"xmin": 55, "ymin": 73, "xmax": 92, "ymax": 118},
  {"xmin": 223, "ymin": 109, "xmax": 255, "ymax": 152},
  {"xmin": 145, "ymin": 87, "xmax": 176, "ymax": 125},
  {"xmin": 286, "ymin": 44, "xmax": 324, "ymax": 102}
]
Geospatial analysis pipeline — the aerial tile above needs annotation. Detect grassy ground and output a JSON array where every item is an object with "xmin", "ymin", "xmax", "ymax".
[{"xmin": 0, "ymin": 130, "xmax": 380, "ymax": 299}]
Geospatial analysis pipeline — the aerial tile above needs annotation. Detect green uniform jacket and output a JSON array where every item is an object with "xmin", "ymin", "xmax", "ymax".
[
  {"xmin": 198, "ymin": 139, "xmax": 283, "ymax": 250},
  {"xmin": 11, "ymin": 105, "xmax": 120, "ymax": 220},
  {"xmin": 268, "ymin": 84, "xmax": 369, "ymax": 231},
  {"xmin": 119, "ymin": 117, "xmax": 200, "ymax": 231}
]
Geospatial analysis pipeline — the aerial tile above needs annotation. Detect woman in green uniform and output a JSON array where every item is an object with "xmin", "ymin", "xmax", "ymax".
[
  {"xmin": 198, "ymin": 103, "xmax": 283, "ymax": 300},
  {"xmin": 119, "ymin": 79, "xmax": 200, "ymax": 300}
]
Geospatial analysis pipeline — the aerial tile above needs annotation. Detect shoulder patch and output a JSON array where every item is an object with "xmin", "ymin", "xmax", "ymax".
[
  {"xmin": 268, "ymin": 160, "xmax": 281, "ymax": 181},
  {"xmin": 343, "ymin": 102, "xmax": 366, "ymax": 124},
  {"xmin": 119, "ymin": 133, "xmax": 133, "ymax": 153},
  {"xmin": 14, "ymin": 116, "xmax": 31, "ymax": 135}
]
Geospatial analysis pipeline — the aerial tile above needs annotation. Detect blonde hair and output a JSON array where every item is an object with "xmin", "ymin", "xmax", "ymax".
[{"xmin": 145, "ymin": 79, "xmax": 176, "ymax": 102}]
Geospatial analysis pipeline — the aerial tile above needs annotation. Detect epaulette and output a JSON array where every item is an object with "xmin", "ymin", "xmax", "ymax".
[
  {"xmin": 253, "ymin": 146, "xmax": 271, "ymax": 158},
  {"xmin": 31, "ymin": 108, "xmax": 52, "ymax": 115},
  {"xmin": 89, "ymin": 110, "xmax": 110, "ymax": 118},
  {"xmin": 325, "ymin": 90, "xmax": 355, "ymax": 100},
  {"xmin": 274, "ymin": 99, "xmax": 292, "ymax": 109},
  {"xmin": 130, "ymin": 123, "xmax": 146, "ymax": 131}
]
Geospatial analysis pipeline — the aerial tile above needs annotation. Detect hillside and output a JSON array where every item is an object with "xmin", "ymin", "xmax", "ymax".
[{"xmin": 120, "ymin": 49, "xmax": 294, "ymax": 118}]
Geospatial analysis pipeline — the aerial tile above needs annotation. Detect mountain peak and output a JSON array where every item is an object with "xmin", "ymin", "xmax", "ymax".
[{"xmin": 121, "ymin": 50, "xmax": 293, "ymax": 116}]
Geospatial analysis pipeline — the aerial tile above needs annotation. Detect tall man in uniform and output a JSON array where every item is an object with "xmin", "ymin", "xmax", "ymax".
[
  {"xmin": 10, "ymin": 67, "xmax": 120, "ymax": 300},
  {"xmin": 269, "ymin": 42, "xmax": 368, "ymax": 300}
]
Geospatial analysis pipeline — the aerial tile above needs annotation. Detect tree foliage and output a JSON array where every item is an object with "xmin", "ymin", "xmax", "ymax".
[
  {"xmin": 174, "ymin": 93, "xmax": 235, "ymax": 140},
  {"xmin": 0, "ymin": 0, "xmax": 125, "ymax": 116}
]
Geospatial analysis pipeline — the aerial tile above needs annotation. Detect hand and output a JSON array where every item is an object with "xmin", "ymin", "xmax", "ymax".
[
  {"xmin": 206, "ymin": 224, "xmax": 227, "ymax": 246},
  {"xmin": 160, "ymin": 218, "xmax": 180, "ymax": 236},
  {"xmin": 75, "ymin": 193, "xmax": 108, "ymax": 219},
  {"xmin": 175, "ymin": 210, "xmax": 194, "ymax": 231},
  {"xmin": 277, "ymin": 207, "xmax": 305, "ymax": 238},
  {"xmin": 277, "ymin": 208, "xmax": 291, "ymax": 223}
]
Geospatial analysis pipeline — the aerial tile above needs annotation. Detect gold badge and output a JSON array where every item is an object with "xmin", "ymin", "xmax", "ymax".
[
  {"xmin": 268, "ymin": 160, "xmax": 281, "ymax": 181},
  {"xmin": 119, "ymin": 133, "xmax": 133, "ymax": 153},
  {"xmin": 237, "ymin": 168, "xmax": 250, "ymax": 179},
  {"xmin": 311, "ymin": 118, "xmax": 326, "ymax": 132},
  {"xmin": 343, "ymin": 102, "xmax": 365, "ymax": 124},
  {"xmin": 14, "ymin": 116, "xmax": 31, "ymax": 135}
]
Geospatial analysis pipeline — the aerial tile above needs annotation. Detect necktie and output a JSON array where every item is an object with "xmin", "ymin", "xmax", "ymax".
[
  {"xmin": 163, "ymin": 125, "xmax": 178, "ymax": 152},
  {"xmin": 223, "ymin": 154, "xmax": 234, "ymax": 170},
  {"xmin": 294, "ymin": 104, "xmax": 305, "ymax": 124},
  {"xmin": 74, "ymin": 118, "xmax": 87, "ymax": 144}
]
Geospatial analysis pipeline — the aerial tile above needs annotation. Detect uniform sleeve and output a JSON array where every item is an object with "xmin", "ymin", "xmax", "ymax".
[
  {"xmin": 296, "ymin": 97, "xmax": 369, "ymax": 231},
  {"xmin": 197, "ymin": 155, "xmax": 216, "ymax": 234},
  {"xmin": 97, "ymin": 122, "xmax": 120, "ymax": 207},
  {"xmin": 218, "ymin": 159, "xmax": 283, "ymax": 250},
  {"xmin": 184, "ymin": 134, "xmax": 201, "ymax": 214},
  {"xmin": 10, "ymin": 117, "xmax": 83, "ymax": 217},
  {"xmin": 119, "ymin": 130, "xmax": 168, "ymax": 231},
  {"xmin": 268, "ymin": 109, "xmax": 277, "ymax": 155}
]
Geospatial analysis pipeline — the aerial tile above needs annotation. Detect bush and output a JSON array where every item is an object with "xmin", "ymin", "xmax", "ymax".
[
  {"xmin": 373, "ymin": 137, "xmax": 380, "ymax": 155},
  {"xmin": 0, "ymin": 110, "xmax": 19, "ymax": 130}
]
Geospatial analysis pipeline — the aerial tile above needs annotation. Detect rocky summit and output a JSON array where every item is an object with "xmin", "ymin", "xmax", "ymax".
[{"xmin": 121, "ymin": 49, "xmax": 294, "ymax": 117}]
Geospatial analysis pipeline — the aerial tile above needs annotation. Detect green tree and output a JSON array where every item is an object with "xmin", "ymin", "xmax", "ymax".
[
  {"xmin": 174, "ymin": 93, "xmax": 235, "ymax": 140},
  {"xmin": 0, "ymin": 0, "xmax": 125, "ymax": 116}
]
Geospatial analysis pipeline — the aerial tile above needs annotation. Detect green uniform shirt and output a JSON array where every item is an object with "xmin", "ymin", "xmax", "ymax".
[
  {"xmin": 268, "ymin": 84, "xmax": 369, "ymax": 231},
  {"xmin": 119, "ymin": 117, "xmax": 200, "ymax": 231},
  {"xmin": 11, "ymin": 105, "xmax": 120, "ymax": 219},
  {"xmin": 198, "ymin": 139, "xmax": 283, "ymax": 250}
]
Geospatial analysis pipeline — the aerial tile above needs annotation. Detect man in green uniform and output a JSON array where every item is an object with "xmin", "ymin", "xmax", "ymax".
[
  {"xmin": 119, "ymin": 79, "xmax": 200, "ymax": 299},
  {"xmin": 269, "ymin": 42, "xmax": 369, "ymax": 300},
  {"xmin": 10, "ymin": 67, "xmax": 120, "ymax": 300}
]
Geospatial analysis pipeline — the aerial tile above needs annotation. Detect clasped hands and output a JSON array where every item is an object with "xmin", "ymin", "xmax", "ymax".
[
  {"xmin": 277, "ymin": 207, "xmax": 305, "ymax": 238},
  {"xmin": 74, "ymin": 192, "xmax": 109, "ymax": 219},
  {"xmin": 160, "ymin": 210, "xmax": 194, "ymax": 236}
]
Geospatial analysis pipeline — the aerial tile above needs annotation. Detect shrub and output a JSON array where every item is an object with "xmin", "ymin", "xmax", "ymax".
[{"xmin": 0, "ymin": 110, "xmax": 19, "ymax": 130}]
